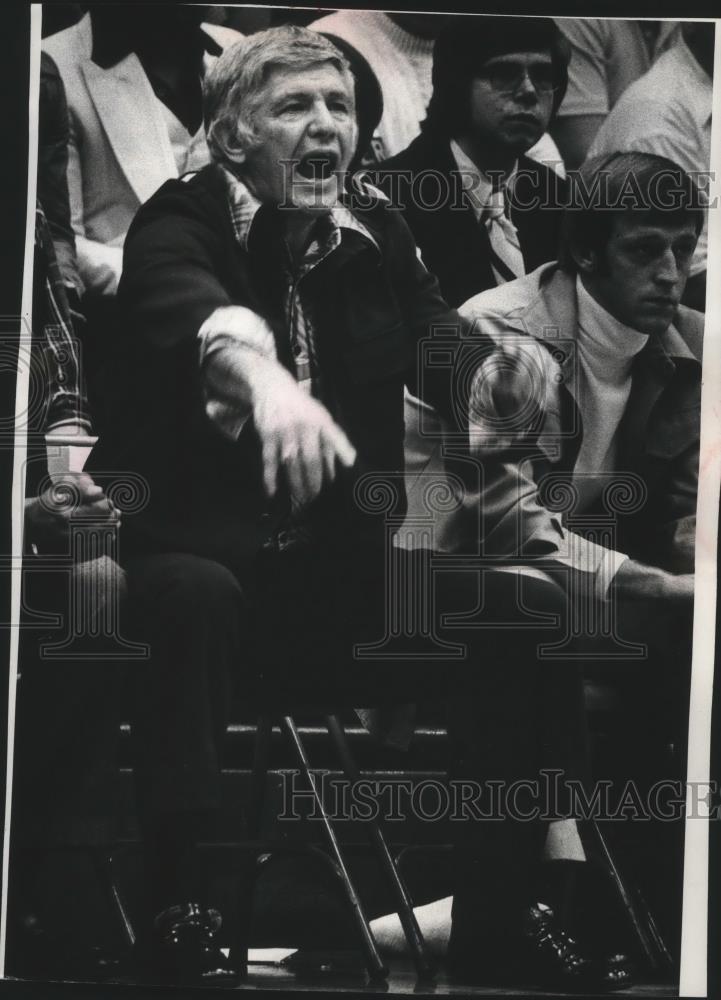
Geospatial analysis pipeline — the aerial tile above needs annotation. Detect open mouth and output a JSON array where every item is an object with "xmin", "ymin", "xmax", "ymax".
[{"xmin": 295, "ymin": 151, "xmax": 339, "ymax": 181}]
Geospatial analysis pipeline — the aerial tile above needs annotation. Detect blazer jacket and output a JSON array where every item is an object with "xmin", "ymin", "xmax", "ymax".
[
  {"xmin": 43, "ymin": 14, "xmax": 241, "ymax": 295},
  {"xmin": 442, "ymin": 264, "xmax": 701, "ymax": 584},
  {"xmin": 87, "ymin": 165, "xmax": 479, "ymax": 572},
  {"xmin": 374, "ymin": 128, "xmax": 568, "ymax": 309}
]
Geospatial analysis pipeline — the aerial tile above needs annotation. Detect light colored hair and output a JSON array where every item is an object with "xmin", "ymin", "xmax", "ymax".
[{"xmin": 204, "ymin": 25, "xmax": 354, "ymax": 171}]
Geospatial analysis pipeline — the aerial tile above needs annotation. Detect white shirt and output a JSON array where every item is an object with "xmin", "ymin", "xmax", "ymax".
[{"xmin": 449, "ymin": 139, "xmax": 518, "ymax": 223}]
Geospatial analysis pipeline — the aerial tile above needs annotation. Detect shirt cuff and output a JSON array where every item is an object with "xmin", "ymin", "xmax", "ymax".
[
  {"xmin": 565, "ymin": 532, "xmax": 629, "ymax": 601},
  {"xmin": 596, "ymin": 548, "xmax": 629, "ymax": 601},
  {"xmin": 198, "ymin": 306, "xmax": 277, "ymax": 440}
]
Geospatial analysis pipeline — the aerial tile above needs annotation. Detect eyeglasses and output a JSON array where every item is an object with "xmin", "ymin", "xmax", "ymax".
[{"xmin": 479, "ymin": 63, "xmax": 561, "ymax": 95}]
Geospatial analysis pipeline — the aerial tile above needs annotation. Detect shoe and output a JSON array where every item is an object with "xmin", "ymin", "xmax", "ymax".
[
  {"xmin": 518, "ymin": 902, "xmax": 597, "ymax": 990},
  {"xmin": 136, "ymin": 902, "xmax": 239, "ymax": 986},
  {"xmin": 448, "ymin": 902, "xmax": 597, "ymax": 991},
  {"xmin": 596, "ymin": 951, "xmax": 635, "ymax": 991},
  {"xmin": 536, "ymin": 861, "xmax": 635, "ymax": 990}
]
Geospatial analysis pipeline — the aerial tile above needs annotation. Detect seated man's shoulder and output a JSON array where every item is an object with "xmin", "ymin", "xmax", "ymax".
[
  {"xmin": 348, "ymin": 173, "xmax": 417, "ymax": 242},
  {"xmin": 126, "ymin": 166, "xmax": 229, "ymax": 244},
  {"xmin": 42, "ymin": 13, "xmax": 92, "ymax": 71},
  {"xmin": 462, "ymin": 277, "xmax": 561, "ymax": 410},
  {"xmin": 460, "ymin": 268, "xmax": 562, "ymax": 379},
  {"xmin": 371, "ymin": 142, "xmax": 421, "ymax": 205},
  {"xmin": 516, "ymin": 154, "xmax": 569, "ymax": 202},
  {"xmin": 674, "ymin": 304, "xmax": 705, "ymax": 362},
  {"xmin": 460, "ymin": 268, "xmax": 545, "ymax": 326}
]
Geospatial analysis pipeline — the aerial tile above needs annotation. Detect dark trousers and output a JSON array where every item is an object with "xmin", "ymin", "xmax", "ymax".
[
  {"xmin": 123, "ymin": 547, "xmax": 588, "ymax": 939},
  {"xmin": 8, "ymin": 563, "xmax": 127, "ymax": 951},
  {"xmin": 11, "ymin": 566, "xmax": 126, "ymax": 849}
]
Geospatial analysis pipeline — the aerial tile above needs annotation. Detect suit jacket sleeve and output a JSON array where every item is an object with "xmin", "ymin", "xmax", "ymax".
[
  {"xmin": 460, "ymin": 318, "xmax": 627, "ymax": 598},
  {"xmin": 119, "ymin": 180, "xmax": 293, "ymax": 442},
  {"xmin": 118, "ymin": 186, "xmax": 233, "ymax": 353}
]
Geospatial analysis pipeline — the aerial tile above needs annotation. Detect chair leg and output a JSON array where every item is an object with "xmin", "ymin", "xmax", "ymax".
[
  {"xmin": 325, "ymin": 714, "xmax": 435, "ymax": 979},
  {"xmin": 90, "ymin": 848, "xmax": 136, "ymax": 949},
  {"xmin": 281, "ymin": 715, "xmax": 388, "ymax": 981},
  {"xmin": 585, "ymin": 819, "xmax": 674, "ymax": 973},
  {"xmin": 230, "ymin": 713, "xmax": 274, "ymax": 978}
]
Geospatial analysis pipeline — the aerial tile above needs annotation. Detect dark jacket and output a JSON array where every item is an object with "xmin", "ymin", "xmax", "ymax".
[
  {"xmin": 88, "ymin": 164, "xmax": 479, "ymax": 570},
  {"xmin": 374, "ymin": 128, "xmax": 568, "ymax": 308}
]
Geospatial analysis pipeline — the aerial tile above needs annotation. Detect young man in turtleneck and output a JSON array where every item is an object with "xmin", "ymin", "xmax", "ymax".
[
  {"xmin": 457, "ymin": 155, "xmax": 700, "ymax": 907},
  {"xmin": 461, "ymin": 150, "xmax": 700, "ymax": 607},
  {"xmin": 369, "ymin": 150, "xmax": 702, "ymax": 981}
]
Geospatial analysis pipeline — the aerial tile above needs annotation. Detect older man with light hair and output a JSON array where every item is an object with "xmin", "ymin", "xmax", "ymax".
[{"xmin": 88, "ymin": 25, "xmax": 601, "ymax": 990}]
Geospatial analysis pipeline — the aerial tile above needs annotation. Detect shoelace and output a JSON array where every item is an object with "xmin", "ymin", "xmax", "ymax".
[
  {"xmin": 527, "ymin": 910, "xmax": 584, "ymax": 966},
  {"xmin": 155, "ymin": 904, "xmax": 223, "ymax": 946}
]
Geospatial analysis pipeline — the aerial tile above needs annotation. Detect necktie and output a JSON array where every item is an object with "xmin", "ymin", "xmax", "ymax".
[{"xmin": 483, "ymin": 188, "xmax": 525, "ymax": 285}]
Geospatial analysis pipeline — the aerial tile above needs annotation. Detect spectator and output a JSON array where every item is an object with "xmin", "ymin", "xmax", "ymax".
[
  {"xmin": 42, "ymin": 5, "xmax": 242, "ymax": 297},
  {"xmin": 459, "ymin": 151, "xmax": 698, "ymax": 677},
  {"xmin": 310, "ymin": 10, "xmax": 565, "ymax": 173},
  {"xmin": 376, "ymin": 16, "xmax": 569, "ymax": 310},
  {"xmin": 398, "ymin": 160, "xmax": 701, "ymax": 979},
  {"xmin": 551, "ymin": 18, "xmax": 680, "ymax": 169},
  {"xmin": 377, "ymin": 15, "xmax": 569, "ymax": 551},
  {"xmin": 7, "ymin": 206, "xmax": 123, "ymax": 981},
  {"xmin": 587, "ymin": 23, "xmax": 712, "ymax": 311}
]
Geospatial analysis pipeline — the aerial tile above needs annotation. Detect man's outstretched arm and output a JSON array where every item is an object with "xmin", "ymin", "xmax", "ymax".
[{"xmin": 198, "ymin": 306, "xmax": 356, "ymax": 504}]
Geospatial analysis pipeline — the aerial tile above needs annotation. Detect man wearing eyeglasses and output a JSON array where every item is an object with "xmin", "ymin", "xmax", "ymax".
[
  {"xmin": 376, "ymin": 17, "xmax": 571, "ymax": 555},
  {"xmin": 375, "ymin": 16, "xmax": 569, "ymax": 311}
]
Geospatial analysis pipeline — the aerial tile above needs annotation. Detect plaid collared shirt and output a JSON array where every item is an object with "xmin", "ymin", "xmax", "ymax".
[
  {"xmin": 34, "ymin": 203, "xmax": 92, "ymax": 434},
  {"xmin": 223, "ymin": 167, "xmax": 379, "ymax": 399},
  {"xmin": 222, "ymin": 168, "xmax": 381, "ymax": 546}
]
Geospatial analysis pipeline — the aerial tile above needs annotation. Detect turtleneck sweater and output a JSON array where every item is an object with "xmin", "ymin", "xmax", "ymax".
[{"xmin": 573, "ymin": 275, "xmax": 649, "ymax": 513}]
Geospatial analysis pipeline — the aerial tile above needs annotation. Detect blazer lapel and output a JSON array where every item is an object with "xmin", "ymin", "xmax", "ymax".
[
  {"xmin": 515, "ymin": 268, "xmax": 583, "ymax": 468},
  {"xmin": 412, "ymin": 135, "xmax": 496, "ymax": 300},
  {"xmin": 82, "ymin": 53, "xmax": 177, "ymax": 205},
  {"xmin": 618, "ymin": 330, "xmax": 677, "ymax": 463}
]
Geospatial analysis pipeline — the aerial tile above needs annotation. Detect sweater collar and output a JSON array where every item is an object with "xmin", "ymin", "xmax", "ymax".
[{"xmin": 575, "ymin": 275, "xmax": 649, "ymax": 375}]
